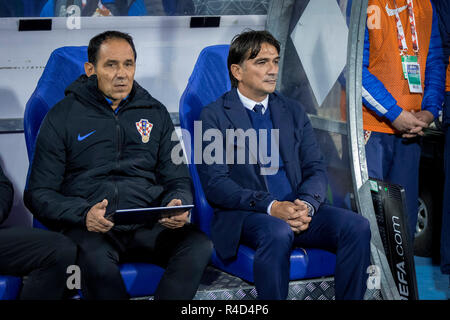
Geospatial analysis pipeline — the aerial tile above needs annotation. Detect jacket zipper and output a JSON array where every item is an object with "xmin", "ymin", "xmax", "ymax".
[
  {"xmin": 110, "ymin": 101, "xmax": 139, "ymax": 213},
  {"xmin": 113, "ymin": 111, "xmax": 121, "ymax": 213}
]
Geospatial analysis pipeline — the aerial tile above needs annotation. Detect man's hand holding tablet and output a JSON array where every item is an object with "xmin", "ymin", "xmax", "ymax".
[{"xmin": 158, "ymin": 199, "xmax": 190, "ymax": 229}]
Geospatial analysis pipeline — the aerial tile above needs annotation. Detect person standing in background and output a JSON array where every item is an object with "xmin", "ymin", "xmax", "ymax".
[
  {"xmin": 363, "ymin": 0, "xmax": 446, "ymax": 243},
  {"xmin": 431, "ymin": 0, "xmax": 450, "ymax": 299}
]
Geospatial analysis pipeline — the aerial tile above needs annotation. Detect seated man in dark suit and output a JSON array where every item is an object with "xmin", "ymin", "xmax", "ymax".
[
  {"xmin": 197, "ymin": 30, "xmax": 372, "ymax": 300},
  {"xmin": 0, "ymin": 163, "xmax": 77, "ymax": 299}
]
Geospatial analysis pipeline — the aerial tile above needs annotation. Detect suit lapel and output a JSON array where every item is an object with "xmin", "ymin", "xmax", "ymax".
[
  {"xmin": 223, "ymin": 88, "xmax": 253, "ymax": 132},
  {"xmin": 269, "ymin": 93, "xmax": 297, "ymax": 187},
  {"xmin": 223, "ymin": 89, "xmax": 258, "ymax": 163}
]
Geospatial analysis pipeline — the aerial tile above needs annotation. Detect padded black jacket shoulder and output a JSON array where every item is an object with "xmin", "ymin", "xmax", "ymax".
[{"xmin": 24, "ymin": 75, "xmax": 192, "ymax": 231}]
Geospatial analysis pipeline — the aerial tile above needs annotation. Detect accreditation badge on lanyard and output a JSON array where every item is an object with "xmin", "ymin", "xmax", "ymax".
[{"xmin": 393, "ymin": 0, "xmax": 423, "ymax": 93}]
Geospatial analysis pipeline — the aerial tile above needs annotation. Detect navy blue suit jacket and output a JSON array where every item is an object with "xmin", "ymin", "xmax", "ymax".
[{"xmin": 198, "ymin": 88, "xmax": 328, "ymax": 260}]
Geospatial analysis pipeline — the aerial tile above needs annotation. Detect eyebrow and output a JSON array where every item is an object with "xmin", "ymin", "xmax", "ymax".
[
  {"xmin": 104, "ymin": 59, "xmax": 134, "ymax": 64},
  {"xmin": 254, "ymin": 56, "xmax": 280, "ymax": 62}
]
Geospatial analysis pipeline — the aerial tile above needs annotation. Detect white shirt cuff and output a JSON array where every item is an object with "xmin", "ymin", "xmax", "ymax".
[{"xmin": 267, "ymin": 200, "xmax": 276, "ymax": 215}]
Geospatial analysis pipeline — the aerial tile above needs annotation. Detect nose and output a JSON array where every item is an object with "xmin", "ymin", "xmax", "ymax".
[
  {"xmin": 116, "ymin": 64, "xmax": 126, "ymax": 78},
  {"xmin": 268, "ymin": 61, "xmax": 278, "ymax": 75}
]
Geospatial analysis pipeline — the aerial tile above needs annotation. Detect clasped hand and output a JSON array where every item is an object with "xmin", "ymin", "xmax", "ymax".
[
  {"xmin": 392, "ymin": 110, "xmax": 434, "ymax": 138},
  {"xmin": 270, "ymin": 199, "xmax": 312, "ymax": 234}
]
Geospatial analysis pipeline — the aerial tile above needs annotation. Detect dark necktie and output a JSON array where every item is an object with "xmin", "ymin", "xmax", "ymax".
[{"xmin": 253, "ymin": 104, "xmax": 264, "ymax": 115}]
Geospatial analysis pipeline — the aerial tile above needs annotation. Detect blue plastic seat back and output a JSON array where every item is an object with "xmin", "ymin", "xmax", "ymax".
[
  {"xmin": 24, "ymin": 46, "xmax": 87, "ymax": 163},
  {"xmin": 24, "ymin": 46, "xmax": 87, "ymax": 229},
  {"xmin": 179, "ymin": 45, "xmax": 230, "ymax": 236}
]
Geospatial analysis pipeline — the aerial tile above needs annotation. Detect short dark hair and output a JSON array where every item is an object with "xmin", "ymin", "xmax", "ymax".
[
  {"xmin": 227, "ymin": 30, "xmax": 280, "ymax": 87},
  {"xmin": 88, "ymin": 30, "xmax": 137, "ymax": 66}
]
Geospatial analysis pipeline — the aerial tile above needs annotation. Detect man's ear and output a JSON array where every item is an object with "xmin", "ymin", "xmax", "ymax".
[
  {"xmin": 230, "ymin": 64, "xmax": 242, "ymax": 82},
  {"xmin": 84, "ymin": 62, "xmax": 95, "ymax": 77}
]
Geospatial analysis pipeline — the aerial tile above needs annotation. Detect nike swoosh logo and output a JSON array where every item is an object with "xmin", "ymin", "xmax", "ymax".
[
  {"xmin": 385, "ymin": 4, "xmax": 408, "ymax": 16},
  {"xmin": 77, "ymin": 130, "xmax": 96, "ymax": 141}
]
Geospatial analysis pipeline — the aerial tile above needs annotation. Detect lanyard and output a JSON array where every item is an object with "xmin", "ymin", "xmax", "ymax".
[{"xmin": 392, "ymin": 0, "xmax": 419, "ymax": 56}]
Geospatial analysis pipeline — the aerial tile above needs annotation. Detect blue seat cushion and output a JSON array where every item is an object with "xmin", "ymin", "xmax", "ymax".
[
  {"xmin": 24, "ymin": 46, "xmax": 87, "ymax": 162},
  {"xmin": 119, "ymin": 263, "xmax": 165, "ymax": 297},
  {"xmin": 211, "ymin": 245, "xmax": 336, "ymax": 283},
  {"xmin": 0, "ymin": 275, "xmax": 22, "ymax": 300},
  {"xmin": 0, "ymin": 263, "xmax": 164, "ymax": 300}
]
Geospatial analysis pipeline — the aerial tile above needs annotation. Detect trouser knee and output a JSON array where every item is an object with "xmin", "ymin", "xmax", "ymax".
[
  {"xmin": 175, "ymin": 232, "xmax": 213, "ymax": 271},
  {"xmin": 258, "ymin": 221, "xmax": 294, "ymax": 254},
  {"xmin": 43, "ymin": 234, "xmax": 77, "ymax": 272},
  {"xmin": 343, "ymin": 215, "xmax": 371, "ymax": 244}
]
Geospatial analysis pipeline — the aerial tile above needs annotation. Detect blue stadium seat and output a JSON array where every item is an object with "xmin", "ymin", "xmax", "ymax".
[
  {"xmin": 22, "ymin": 0, "xmax": 48, "ymax": 17},
  {"xmin": 24, "ymin": 46, "xmax": 164, "ymax": 298},
  {"xmin": 0, "ymin": 276, "xmax": 22, "ymax": 300},
  {"xmin": 179, "ymin": 45, "xmax": 336, "ymax": 283}
]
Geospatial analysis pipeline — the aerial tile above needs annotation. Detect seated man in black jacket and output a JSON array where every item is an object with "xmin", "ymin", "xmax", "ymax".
[
  {"xmin": 24, "ymin": 30, "xmax": 212, "ymax": 300},
  {"xmin": 0, "ymin": 163, "xmax": 77, "ymax": 299}
]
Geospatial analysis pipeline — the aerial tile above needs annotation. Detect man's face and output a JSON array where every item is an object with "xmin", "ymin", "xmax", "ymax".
[
  {"xmin": 85, "ymin": 38, "xmax": 135, "ymax": 104},
  {"xmin": 232, "ymin": 42, "xmax": 280, "ymax": 102}
]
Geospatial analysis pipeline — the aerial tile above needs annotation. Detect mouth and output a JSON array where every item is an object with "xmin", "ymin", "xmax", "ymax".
[
  {"xmin": 265, "ymin": 79, "xmax": 277, "ymax": 84},
  {"xmin": 114, "ymin": 84, "xmax": 128, "ymax": 90}
]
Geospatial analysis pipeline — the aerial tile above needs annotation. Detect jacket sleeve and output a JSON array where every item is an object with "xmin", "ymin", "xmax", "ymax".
[
  {"xmin": 0, "ymin": 164, "xmax": 14, "ymax": 224},
  {"xmin": 24, "ymin": 109, "xmax": 91, "ymax": 229},
  {"xmin": 421, "ymin": 4, "xmax": 446, "ymax": 118},
  {"xmin": 294, "ymin": 108, "xmax": 328, "ymax": 212},
  {"xmin": 156, "ymin": 106, "xmax": 193, "ymax": 207},
  {"xmin": 362, "ymin": 26, "xmax": 404, "ymax": 123},
  {"xmin": 432, "ymin": 0, "xmax": 450, "ymax": 65}
]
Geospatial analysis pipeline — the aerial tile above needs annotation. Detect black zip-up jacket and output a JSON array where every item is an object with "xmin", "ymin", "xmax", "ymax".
[
  {"xmin": 24, "ymin": 75, "xmax": 193, "ymax": 232},
  {"xmin": 0, "ymin": 164, "xmax": 13, "ymax": 225}
]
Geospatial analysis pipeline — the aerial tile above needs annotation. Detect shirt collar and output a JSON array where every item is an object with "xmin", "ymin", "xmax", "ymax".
[
  {"xmin": 104, "ymin": 95, "xmax": 129, "ymax": 114},
  {"xmin": 236, "ymin": 88, "xmax": 269, "ymax": 114}
]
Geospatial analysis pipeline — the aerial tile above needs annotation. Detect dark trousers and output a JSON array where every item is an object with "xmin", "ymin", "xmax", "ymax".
[
  {"xmin": 240, "ymin": 205, "xmax": 371, "ymax": 300},
  {"xmin": 63, "ymin": 223, "xmax": 212, "ymax": 300},
  {"xmin": 0, "ymin": 227, "xmax": 77, "ymax": 300},
  {"xmin": 441, "ymin": 91, "xmax": 450, "ymax": 275},
  {"xmin": 365, "ymin": 131, "xmax": 421, "ymax": 242}
]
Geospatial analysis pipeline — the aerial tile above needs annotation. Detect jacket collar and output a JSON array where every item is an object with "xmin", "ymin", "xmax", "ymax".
[
  {"xmin": 65, "ymin": 75, "xmax": 159, "ymax": 113},
  {"xmin": 223, "ymin": 88, "xmax": 254, "ymax": 132}
]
